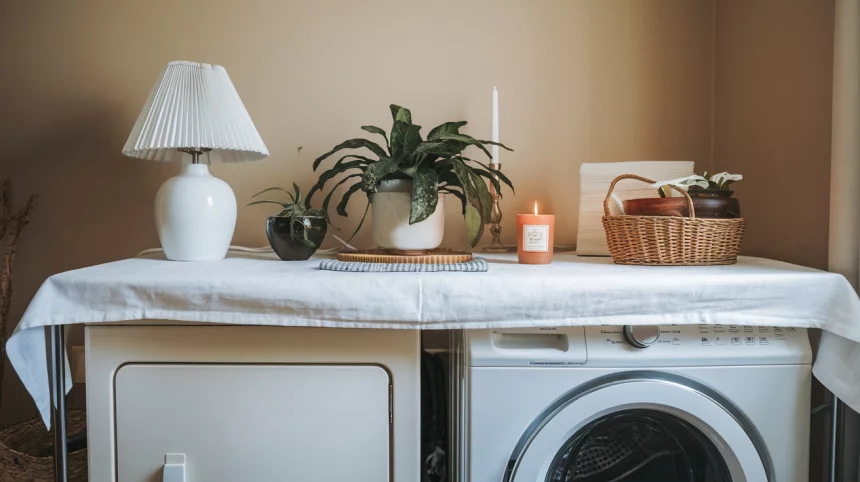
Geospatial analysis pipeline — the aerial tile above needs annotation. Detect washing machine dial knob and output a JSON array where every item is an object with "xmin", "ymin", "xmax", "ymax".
[{"xmin": 623, "ymin": 325, "xmax": 660, "ymax": 348}]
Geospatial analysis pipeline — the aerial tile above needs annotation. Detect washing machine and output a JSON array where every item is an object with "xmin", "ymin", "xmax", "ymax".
[{"xmin": 452, "ymin": 325, "xmax": 811, "ymax": 482}]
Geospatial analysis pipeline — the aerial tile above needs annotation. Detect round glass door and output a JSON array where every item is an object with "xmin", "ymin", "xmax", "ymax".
[
  {"xmin": 507, "ymin": 372, "xmax": 771, "ymax": 482},
  {"xmin": 546, "ymin": 409, "xmax": 730, "ymax": 481}
]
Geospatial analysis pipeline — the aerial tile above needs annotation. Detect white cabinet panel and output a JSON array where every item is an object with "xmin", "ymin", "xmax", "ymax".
[{"xmin": 115, "ymin": 364, "xmax": 391, "ymax": 482}]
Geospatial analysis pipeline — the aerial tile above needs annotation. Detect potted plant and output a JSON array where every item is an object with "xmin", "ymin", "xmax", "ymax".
[
  {"xmin": 664, "ymin": 171, "xmax": 742, "ymax": 199},
  {"xmin": 623, "ymin": 171, "xmax": 742, "ymax": 219},
  {"xmin": 306, "ymin": 104, "xmax": 514, "ymax": 250},
  {"xmin": 248, "ymin": 183, "xmax": 328, "ymax": 261}
]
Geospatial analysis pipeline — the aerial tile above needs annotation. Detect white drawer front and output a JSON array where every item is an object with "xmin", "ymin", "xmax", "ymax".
[{"xmin": 115, "ymin": 364, "xmax": 391, "ymax": 482}]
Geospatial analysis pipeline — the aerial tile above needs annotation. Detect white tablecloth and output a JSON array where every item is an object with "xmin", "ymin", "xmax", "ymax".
[{"xmin": 9, "ymin": 252, "xmax": 860, "ymax": 427}]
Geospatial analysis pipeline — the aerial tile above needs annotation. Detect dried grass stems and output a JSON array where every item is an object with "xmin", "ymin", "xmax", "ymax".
[{"xmin": 0, "ymin": 179, "xmax": 37, "ymax": 413}]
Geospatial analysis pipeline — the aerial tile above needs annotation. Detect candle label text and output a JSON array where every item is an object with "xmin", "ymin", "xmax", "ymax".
[{"xmin": 523, "ymin": 225, "xmax": 549, "ymax": 252}]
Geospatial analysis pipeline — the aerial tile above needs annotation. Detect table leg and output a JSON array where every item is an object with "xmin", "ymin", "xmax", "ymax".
[
  {"xmin": 829, "ymin": 394, "xmax": 843, "ymax": 482},
  {"xmin": 49, "ymin": 325, "xmax": 68, "ymax": 482}
]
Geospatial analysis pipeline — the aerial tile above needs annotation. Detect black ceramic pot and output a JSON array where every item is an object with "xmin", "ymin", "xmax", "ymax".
[
  {"xmin": 687, "ymin": 187, "xmax": 734, "ymax": 198},
  {"xmin": 266, "ymin": 215, "xmax": 328, "ymax": 261}
]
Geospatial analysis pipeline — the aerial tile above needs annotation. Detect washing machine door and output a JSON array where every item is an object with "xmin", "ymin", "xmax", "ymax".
[{"xmin": 506, "ymin": 371, "xmax": 772, "ymax": 482}]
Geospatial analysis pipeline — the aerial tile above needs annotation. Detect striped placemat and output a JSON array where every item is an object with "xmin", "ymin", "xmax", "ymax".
[{"xmin": 319, "ymin": 257, "xmax": 488, "ymax": 273}]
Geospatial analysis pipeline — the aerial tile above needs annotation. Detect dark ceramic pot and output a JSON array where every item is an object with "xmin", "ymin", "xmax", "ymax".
[
  {"xmin": 266, "ymin": 215, "xmax": 328, "ymax": 261},
  {"xmin": 687, "ymin": 187, "xmax": 734, "ymax": 198},
  {"xmin": 623, "ymin": 196, "xmax": 741, "ymax": 219}
]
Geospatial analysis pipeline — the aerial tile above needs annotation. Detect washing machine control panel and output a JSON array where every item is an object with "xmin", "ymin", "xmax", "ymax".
[
  {"xmin": 466, "ymin": 325, "xmax": 812, "ymax": 367},
  {"xmin": 586, "ymin": 324, "xmax": 812, "ymax": 366}
]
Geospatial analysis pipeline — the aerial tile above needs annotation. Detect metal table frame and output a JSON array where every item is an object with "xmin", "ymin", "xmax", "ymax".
[{"xmin": 49, "ymin": 325, "xmax": 68, "ymax": 482}]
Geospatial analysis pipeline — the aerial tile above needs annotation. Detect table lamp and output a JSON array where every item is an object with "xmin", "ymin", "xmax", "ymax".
[{"xmin": 122, "ymin": 60, "xmax": 268, "ymax": 261}]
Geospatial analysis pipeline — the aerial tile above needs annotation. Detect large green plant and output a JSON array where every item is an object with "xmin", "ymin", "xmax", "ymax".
[{"xmin": 306, "ymin": 104, "xmax": 514, "ymax": 246}]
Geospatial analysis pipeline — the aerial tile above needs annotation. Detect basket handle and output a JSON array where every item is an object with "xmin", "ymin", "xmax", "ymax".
[{"xmin": 603, "ymin": 174, "xmax": 696, "ymax": 218}]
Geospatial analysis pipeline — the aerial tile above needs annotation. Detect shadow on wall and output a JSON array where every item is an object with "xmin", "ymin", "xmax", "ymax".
[{"xmin": 0, "ymin": 100, "xmax": 171, "ymax": 426}]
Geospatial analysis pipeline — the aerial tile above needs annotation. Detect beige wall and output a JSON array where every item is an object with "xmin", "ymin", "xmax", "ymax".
[
  {"xmin": 714, "ymin": 0, "xmax": 834, "ymax": 270},
  {"xmin": 0, "ymin": 0, "xmax": 715, "ymax": 424},
  {"xmin": 0, "ymin": 0, "xmax": 833, "ymax": 439}
]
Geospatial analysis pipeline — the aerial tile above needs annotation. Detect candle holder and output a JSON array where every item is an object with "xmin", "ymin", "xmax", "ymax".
[{"xmin": 480, "ymin": 163, "xmax": 513, "ymax": 253}]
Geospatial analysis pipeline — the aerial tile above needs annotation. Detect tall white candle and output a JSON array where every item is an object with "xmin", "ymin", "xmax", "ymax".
[{"xmin": 491, "ymin": 86, "xmax": 499, "ymax": 164}]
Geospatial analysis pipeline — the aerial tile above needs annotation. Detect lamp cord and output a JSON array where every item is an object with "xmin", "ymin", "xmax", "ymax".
[{"xmin": 134, "ymin": 235, "xmax": 357, "ymax": 258}]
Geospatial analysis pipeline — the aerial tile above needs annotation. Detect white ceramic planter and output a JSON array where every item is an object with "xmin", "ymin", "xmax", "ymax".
[{"xmin": 371, "ymin": 179, "xmax": 444, "ymax": 251}]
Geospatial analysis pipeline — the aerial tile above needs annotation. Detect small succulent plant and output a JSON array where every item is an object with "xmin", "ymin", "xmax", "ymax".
[{"xmin": 247, "ymin": 183, "xmax": 326, "ymax": 247}]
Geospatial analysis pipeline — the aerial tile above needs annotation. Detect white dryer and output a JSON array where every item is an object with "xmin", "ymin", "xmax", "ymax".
[{"xmin": 454, "ymin": 325, "xmax": 811, "ymax": 482}]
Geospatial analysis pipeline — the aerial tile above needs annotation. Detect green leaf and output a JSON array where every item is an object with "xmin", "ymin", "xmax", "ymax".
[
  {"xmin": 251, "ymin": 187, "xmax": 295, "ymax": 203},
  {"xmin": 389, "ymin": 121, "xmax": 422, "ymax": 158},
  {"xmin": 440, "ymin": 187, "xmax": 467, "ymax": 215},
  {"xmin": 292, "ymin": 182, "xmax": 302, "ymax": 206},
  {"xmin": 451, "ymin": 158, "xmax": 492, "ymax": 230},
  {"xmin": 409, "ymin": 168, "xmax": 439, "ymax": 224},
  {"xmin": 477, "ymin": 139, "xmax": 514, "ymax": 151},
  {"xmin": 361, "ymin": 125, "xmax": 390, "ymax": 151},
  {"xmin": 289, "ymin": 216, "xmax": 318, "ymax": 247},
  {"xmin": 464, "ymin": 204, "xmax": 484, "ymax": 248},
  {"xmin": 306, "ymin": 160, "xmax": 367, "ymax": 206},
  {"xmin": 470, "ymin": 170, "xmax": 493, "ymax": 220},
  {"xmin": 437, "ymin": 170, "xmax": 460, "ymax": 186},
  {"xmin": 336, "ymin": 182, "xmax": 365, "ymax": 216},
  {"xmin": 322, "ymin": 174, "xmax": 362, "ymax": 217},
  {"xmin": 414, "ymin": 140, "xmax": 460, "ymax": 157},
  {"xmin": 462, "ymin": 158, "xmax": 516, "ymax": 194},
  {"xmin": 314, "ymin": 138, "xmax": 386, "ymax": 170},
  {"xmin": 428, "ymin": 121, "xmax": 467, "ymax": 140},
  {"xmin": 389, "ymin": 104, "xmax": 412, "ymax": 124},
  {"xmin": 246, "ymin": 200, "xmax": 293, "ymax": 210},
  {"xmin": 343, "ymin": 201, "xmax": 370, "ymax": 246},
  {"xmin": 362, "ymin": 158, "xmax": 400, "ymax": 191},
  {"xmin": 435, "ymin": 133, "xmax": 492, "ymax": 159},
  {"xmin": 333, "ymin": 154, "xmax": 374, "ymax": 169},
  {"xmin": 472, "ymin": 169, "xmax": 502, "ymax": 196}
]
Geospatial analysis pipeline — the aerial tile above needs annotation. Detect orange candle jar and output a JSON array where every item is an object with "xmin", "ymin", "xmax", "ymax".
[{"xmin": 517, "ymin": 202, "xmax": 555, "ymax": 264}]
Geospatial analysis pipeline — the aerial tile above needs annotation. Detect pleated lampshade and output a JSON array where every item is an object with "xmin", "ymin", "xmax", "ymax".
[{"xmin": 122, "ymin": 60, "xmax": 269, "ymax": 163}]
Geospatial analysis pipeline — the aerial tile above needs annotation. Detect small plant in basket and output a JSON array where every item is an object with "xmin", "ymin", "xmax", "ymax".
[{"xmin": 653, "ymin": 171, "xmax": 743, "ymax": 198}]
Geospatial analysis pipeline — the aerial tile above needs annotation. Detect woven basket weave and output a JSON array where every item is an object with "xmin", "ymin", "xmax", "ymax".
[
  {"xmin": 0, "ymin": 410, "xmax": 87, "ymax": 481},
  {"xmin": 601, "ymin": 174, "xmax": 746, "ymax": 266}
]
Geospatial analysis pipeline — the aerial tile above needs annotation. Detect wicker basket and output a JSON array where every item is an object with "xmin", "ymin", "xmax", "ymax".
[
  {"xmin": 0, "ymin": 410, "xmax": 87, "ymax": 482},
  {"xmin": 601, "ymin": 174, "xmax": 746, "ymax": 266}
]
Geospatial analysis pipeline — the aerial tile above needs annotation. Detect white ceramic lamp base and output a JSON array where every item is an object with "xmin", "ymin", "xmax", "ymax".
[{"xmin": 154, "ymin": 164, "xmax": 237, "ymax": 261}]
